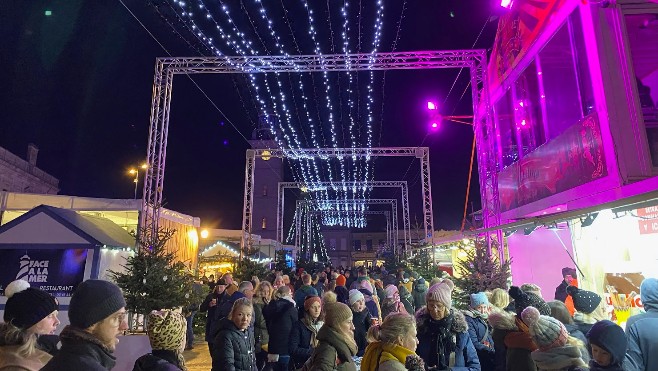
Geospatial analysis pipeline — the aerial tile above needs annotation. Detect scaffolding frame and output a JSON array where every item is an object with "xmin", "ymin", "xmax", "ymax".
[
  {"xmin": 143, "ymin": 51, "xmax": 501, "ymax": 259},
  {"xmin": 295, "ymin": 198, "xmax": 399, "ymax": 256},
  {"xmin": 277, "ymin": 181, "xmax": 410, "ymax": 248}
]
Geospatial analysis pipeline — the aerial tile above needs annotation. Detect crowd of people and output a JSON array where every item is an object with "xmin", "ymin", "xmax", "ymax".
[{"xmin": 1, "ymin": 265, "xmax": 657, "ymax": 371}]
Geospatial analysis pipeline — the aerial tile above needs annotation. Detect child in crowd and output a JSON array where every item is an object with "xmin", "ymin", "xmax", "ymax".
[
  {"xmin": 349, "ymin": 289, "xmax": 372, "ymax": 356},
  {"xmin": 586, "ymin": 320, "xmax": 627, "ymax": 371}
]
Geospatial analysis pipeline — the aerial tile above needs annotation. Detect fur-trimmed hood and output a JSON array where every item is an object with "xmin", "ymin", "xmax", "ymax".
[
  {"xmin": 488, "ymin": 310, "xmax": 519, "ymax": 331},
  {"xmin": 415, "ymin": 307, "xmax": 468, "ymax": 334}
]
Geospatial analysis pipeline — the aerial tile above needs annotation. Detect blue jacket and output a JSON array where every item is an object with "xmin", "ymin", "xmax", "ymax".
[
  {"xmin": 625, "ymin": 278, "xmax": 658, "ymax": 371},
  {"xmin": 415, "ymin": 307, "xmax": 481, "ymax": 371},
  {"xmin": 464, "ymin": 310, "xmax": 495, "ymax": 370}
]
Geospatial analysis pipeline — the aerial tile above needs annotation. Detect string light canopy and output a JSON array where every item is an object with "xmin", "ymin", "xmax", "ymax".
[{"xmin": 153, "ymin": 1, "xmax": 405, "ymax": 229}]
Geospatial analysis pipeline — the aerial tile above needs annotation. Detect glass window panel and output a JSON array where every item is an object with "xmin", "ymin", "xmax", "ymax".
[{"xmin": 625, "ymin": 12, "xmax": 658, "ymax": 167}]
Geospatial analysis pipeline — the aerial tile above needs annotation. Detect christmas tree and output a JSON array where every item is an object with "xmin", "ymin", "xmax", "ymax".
[
  {"xmin": 405, "ymin": 247, "xmax": 446, "ymax": 281},
  {"xmin": 452, "ymin": 241, "xmax": 511, "ymax": 309},
  {"xmin": 109, "ymin": 227, "xmax": 196, "ymax": 318}
]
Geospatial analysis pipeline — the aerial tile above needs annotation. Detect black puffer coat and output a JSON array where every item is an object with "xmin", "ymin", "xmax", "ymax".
[
  {"xmin": 41, "ymin": 326, "xmax": 116, "ymax": 371},
  {"xmin": 133, "ymin": 350, "xmax": 183, "ymax": 371},
  {"xmin": 411, "ymin": 278, "xmax": 428, "ymax": 309},
  {"xmin": 212, "ymin": 317, "xmax": 256, "ymax": 371},
  {"xmin": 262, "ymin": 297, "xmax": 298, "ymax": 355}
]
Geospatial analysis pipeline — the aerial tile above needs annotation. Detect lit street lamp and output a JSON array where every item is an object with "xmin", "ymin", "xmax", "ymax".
[{"xmin": 128, "ymin": 163, "xmax": 147, "ymax": 200}]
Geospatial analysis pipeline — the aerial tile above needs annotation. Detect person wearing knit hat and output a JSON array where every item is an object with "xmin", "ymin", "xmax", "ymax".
[
  {"xmin": 349, "ymin": 289, "xmax": 371, "ymax": 356},
  {"xmin": 509, "ymin": 286, "xmax": 551, "ymax": 316},
  {"xmin": 133, "ymin": 310, "xmax": 187, "ymax": 371},
  {"xmin": 381, "ymin": 284, "xmax": 408, "ymax": 319},
  {"xmin": 290, "ymin": 296, "xmax": 324, "ymax": 369},
  {"xmin": 624, "ymin": 277, "xmax": 658, "ymax": 371},
  {"xmin": 306, "ymin": 294, "xmax": 358, "ymax": 370},
  {"xmin": 0, "ymin": 280, "xmax": 59, "ymax": 370},
  {"xmin": 415, "ymin": 279, "xmax": 480, "ymax": 370},
  {"xmin": 566, "ymin": 286, "xmax": 607, "ymax": 336},
  {"xmin": 521, "ymin": 306, "xmax": 588, "ymax": 370},
  {"xmin": 336, "ymin": 274, "xmax": 347, "ymax": 287},
  {"xmin": 555, "ymin": 267, "xmax": 577, "ymax": 302},
  {"xmin": 358, "ymin": 280, "xmax": 382, "ymax": 323},
  {"xmin": 334, "ymin": 275, "xmax": 350, "ymax": 306},
  {"xmin": 586, "ymin": 320, "xmax": 626, "ymax": 370},
  {"xmin": 42, "ymin": 279, "xmax": 127, "ymax": 371},
  {"xmin": 463, "ymin": 291, "xmax": 495, "ymax": 371}
]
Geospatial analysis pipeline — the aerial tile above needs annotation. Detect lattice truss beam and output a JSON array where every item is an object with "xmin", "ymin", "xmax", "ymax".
[
  {"xmin": 142, "ymin": 51, "xmax": 501, "ymax": 257},
  {"xmin": 277, "ymin": 181, "xmax": 410, "ymax": 249},
  {"xmin": 295, "ymin": 199, "xmax": 400, "ymax": 257},
  {"xmin": 304, "ymin": 210, "xmax": 392, "ymax": 257}
]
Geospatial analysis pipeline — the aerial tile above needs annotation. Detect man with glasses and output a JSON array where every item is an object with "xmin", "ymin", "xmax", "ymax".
[{"xmin": 42, "ymin": 280, "xmax": 128, "ymax": 371}]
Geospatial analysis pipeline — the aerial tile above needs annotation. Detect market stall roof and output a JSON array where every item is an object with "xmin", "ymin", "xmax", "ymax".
[
  {"xmin": 0, "ymin": 204, "xmax": 136, "ymax": 248},
  {"xmin": 200, "ymin": 240, "xmax": 240, "ymax": 257},
  {"xmin": 466, "ymin": 189, "xmax": 658, "ymax": 235}
]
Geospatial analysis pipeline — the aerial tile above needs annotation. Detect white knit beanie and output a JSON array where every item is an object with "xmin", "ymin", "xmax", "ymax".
[
  {"xmin": 426, "ymin": 279, "xmax": 454, "ymax": 309},
  {"xmin": 349, "ymin": 289, "xmax": 365, "ymax": 305}
]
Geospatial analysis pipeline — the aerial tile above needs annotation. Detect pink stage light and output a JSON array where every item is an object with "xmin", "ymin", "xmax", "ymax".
[
  {"xmin": 427, "ymin": 101, "xmax": 437, "ymax": 110},
  {"xmin": 500, "ymin": 0, "xmax": 513, "ymax": 9},
  {"xmin": 430, "ymin": 122, "xmax": 439, "ymax": 130}
]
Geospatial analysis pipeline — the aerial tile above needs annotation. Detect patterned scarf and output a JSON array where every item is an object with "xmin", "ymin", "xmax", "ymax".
[{"xmin": 427, "ymin": 311, "xmax": 456, "ymax": 370}]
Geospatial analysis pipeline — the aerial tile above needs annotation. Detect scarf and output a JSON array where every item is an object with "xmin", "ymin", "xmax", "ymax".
[
  {"xmin": 531, "ymin": 345, "xmax": 587, "ymax": 370},
  {"xmin": 361, "ymin": 341, "xmax": 416, "ymax": 370},
  {"xmin": 427, "ymin": 311, "xmax": 456, "ymax": 370},
  {"xmin": 471, "ymin": 308, "xmax": 489, "ymax": 320},
  {"xmin": 302, "ymin": 318, "xmax": 323, "ymax": 348}
]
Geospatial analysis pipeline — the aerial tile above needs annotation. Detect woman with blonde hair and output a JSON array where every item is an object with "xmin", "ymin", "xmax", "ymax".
[
  {"xmin": 489, "ymin": 288, "xmax": 511, "ymax": 312},
  {"xmin": 361, "ymin": 312, "xmax": 424, "ymax": 371},
  {"xmin": 212, "ymin": 298, "xmax": 256, "ymax": 371},
  {"xmin": 0, "ymin": 280, "xmax": 59, "ymax": 370},
  {"xmin": 303, "ymin": 294, "xmax": 358, "ymax": 370},
  {"xmin": 253, "ymin": 280, "xmax": 273, "ymax": 369}
]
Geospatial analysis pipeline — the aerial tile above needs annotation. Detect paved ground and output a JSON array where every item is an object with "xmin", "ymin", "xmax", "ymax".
[{"xmin": 183, "ymin": 340, "xmax": 212, "ymax": 371}]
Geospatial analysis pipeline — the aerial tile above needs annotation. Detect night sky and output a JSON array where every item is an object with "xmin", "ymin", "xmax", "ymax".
[{"xmin": 0, "ymin": 1, "xmax": 497, "ymax": 231}]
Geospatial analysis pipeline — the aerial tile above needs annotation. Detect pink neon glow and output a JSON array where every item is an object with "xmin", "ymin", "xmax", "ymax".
[
  {"xmin": 500, "ymin": 0, "xmax": 513, "ymax": 8},
  {"xmin": 427, "ymin": 101, "xmax": 437, "ymax": 110},
  {"xmin": 521, "ymin": 119, "xmax": 527, "ymax": 126},
  {"xmin": 431, "ymin": 122, "xmax": 439, "ymax": 129}
]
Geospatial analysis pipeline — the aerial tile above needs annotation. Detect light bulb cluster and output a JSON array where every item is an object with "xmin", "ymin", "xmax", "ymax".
[{"xmin": 165, "ymin": 1, "xmax": 388, "ymax": 230}]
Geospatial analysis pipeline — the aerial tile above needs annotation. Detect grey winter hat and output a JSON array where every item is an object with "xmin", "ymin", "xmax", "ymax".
[{"xmin": 69, "ymin": 280, "xmax": 126, "ymax": 329}]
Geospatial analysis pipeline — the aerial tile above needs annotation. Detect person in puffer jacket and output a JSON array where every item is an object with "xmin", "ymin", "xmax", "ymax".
[
  {"xmin": 212, "ymin": 298, "xmax": 256, "ymax": 371},
  {"xmin": 262, "ymin": 285, "xmax": 298, "ymax": 370},
  {"xmin": 463, "ymin": 292, "xmax": 495, "ymax": 371},
  {"xmin": 415, "ymin": 279, "xmax": 480, "ymax": 370},
  {"xmin": 411, "ymin": 277, "xmax": 428, "ymax": 309}
]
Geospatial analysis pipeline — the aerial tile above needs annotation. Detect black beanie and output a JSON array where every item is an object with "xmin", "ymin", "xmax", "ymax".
[
  {"xmin": 3, "ymin": 280, "xmax": 58, "ymax": 329},
  {"xmin": 509, "ymin": 286, "xmax": 551, "ymax": 316},
  {"xmin": 586, "ymin": 320, "xmax": 627, "ymax": 366},
  {"xmin": 567, "ymin": 286, "xmax": 602, "ymax": 314},
  {"xmin": 69, "ymin": 280, "xmax": 126, "ymax": 329}
]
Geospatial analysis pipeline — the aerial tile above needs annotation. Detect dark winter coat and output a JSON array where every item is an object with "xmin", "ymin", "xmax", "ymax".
[
  {"xmin": 262, "ymin": 297, "xmax": 297, "ymax": 355},
  {"xmin": 133, "ymin": 349, "xmax": 183, "ymax": 371},
  {"xmin": 200, "ymin": 291, "xmax": 228, "ymax": 342},
  {"xmin": 563, "ymin": 323, "xmax": 586, "ymax": 345},
  {"xmin": 399, "ymin": 286, "xmax": 415, "ymax": 314},
  {"xmin": 290, "ymin": 318, "xmax": 321, "ymax": 369},
  {"xmin": 252, "ymin": 296, "xmax": 269, "ymax": 351},
  {"xmin": 305, "ymin": 325, "xmax": 357, "ymax": 371},
  {"xmin": 212, "ymin": 317, "xmax": 256, "ymax": 371},
  {"xmin": 294, "ymin": 284, "xmax": 319, "ymax": 308},
  {"xmin": 464, "ymin": 310, "xmax": 495, "ymax": 371},
  {"xmin": 573, "ymin": 320, "xmax": 594, "ymax": 338},
  {"xmin": 41, "ymin": 325, "xmax": 116, "ymax": 371},
  {"xmin": 555, "ymin": 281, "xmax": 569, "ymax": 302},
  {"xmin": 335, "ymin": 285, "xmax": 350, "ymax": 305},
  {"xmin": 488, "ymin": 311, "xmax": 537, "ymax": 371},
  {"xmin": 314, "ymin": 279, "xmax": 326, "ymax": 298},
  {"xmin": 411, "ymin": 278, "xmax": 428, "ymax": 309},
  {"xmin": 352, "ymin": 308, "xmax": 372, "ymax": 356},
  {"xmin": 376, "ymin": 286, "xmax": 387, "ymax": 304},
  {"xmin": 415, "ymin": 307, "xmax": 481, "ymax": 371},
  {"xmin": 359, "ymin": 288, "xmax": 380, "ymax": 320},
  {"xmin": 625, "ymin": 278, "xmax": 658, "ymax": 371}
]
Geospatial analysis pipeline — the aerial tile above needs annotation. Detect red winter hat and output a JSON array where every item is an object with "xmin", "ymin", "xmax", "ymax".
[{"xmin": 336, "ymin": 274, "xmax": 346, "ymax": 287}]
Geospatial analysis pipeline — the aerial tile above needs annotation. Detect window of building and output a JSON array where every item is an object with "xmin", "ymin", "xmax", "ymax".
[
  {"xmin": 341, "ymin": 238, "xmax": 347, "ymax": 251},
  {"xmin": 494, "ymin": 8, "xmax": 594, "ymax": 167},
  {"xmin": 330, "ymin": 238, "xmax": 337, "ymax": 250},
  {"xmin": 366, "ymin": 239, "xmax": 373, "ymax": 251},
  {"xmin": 261, "ymin": 217, "xmax": 267, "ymax": 230},
  {"xmin": 262, "ymin": 185, "xmax": 268, "ymax": 196},
  {"xmin": 353, "ymin": 240, "xmax": 361, "ymax": 251},
  {"xmin": 625, "ymin": 11, "xmax": 658, "ymax": 167}
]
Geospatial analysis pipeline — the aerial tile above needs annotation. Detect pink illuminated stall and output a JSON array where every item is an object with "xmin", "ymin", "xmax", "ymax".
[{"xmin": 477, "ymin": 0, "xmax": 658, "ymax": 322}]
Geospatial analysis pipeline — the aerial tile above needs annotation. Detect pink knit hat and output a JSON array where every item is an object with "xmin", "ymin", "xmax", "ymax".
[
  {"xmin": 385, "ymin": 284, "xmax": 399, "ymax": 299},
  {"xmin": 360, "ymin": 280, "xmax": 374, "ymax": 294},
  {"xmin": 426, "ymin": 279, "xmax": 455, "ymax": 309}
]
